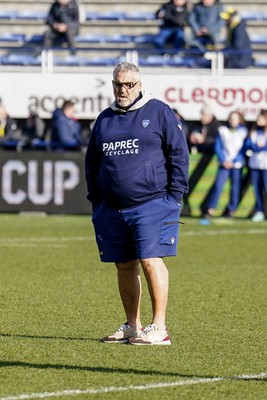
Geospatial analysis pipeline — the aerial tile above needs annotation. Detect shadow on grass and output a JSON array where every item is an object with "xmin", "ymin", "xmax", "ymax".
[
  {"xmin": 0, "ymin": 361, "xmax": 266, "ymax": 382},
  {"xmin": 0, "ymin": 333, "xmax": 96, "ymax": 342}
]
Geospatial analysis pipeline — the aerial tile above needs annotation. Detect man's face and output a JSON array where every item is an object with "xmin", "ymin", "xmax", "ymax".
[
  {"xmin": 202, "ymin": 0, "xmax": 215, "ymax": 7},
  {"xmin": 64, "ymin": 105, "xmax": 75, "ymax": 118},
  {"xmin": 173, "ymin": 0, "xmax": 187, "ymax": 6},
  {"xmin": 112, "ymin": 70, "xmax": 142, "ymax": 109},
  {"xmin": 58, "ymin": 0, "xmax": 70, "ymax": 5}
]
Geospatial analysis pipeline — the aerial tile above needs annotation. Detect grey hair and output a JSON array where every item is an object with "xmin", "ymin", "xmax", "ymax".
[{"xmin": 113, "ymin": 62, "xmax": 140, "ymax": 79}]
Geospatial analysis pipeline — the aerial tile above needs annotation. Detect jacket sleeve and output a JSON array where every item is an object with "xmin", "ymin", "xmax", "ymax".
[
  {"xmin": 188, "ymin": 8, "xmax": 200, "ymax": 34},
  {"xmin": 245, "ymin": 135, "xmax": 267, "ymax": 152},
  {"xmin": 162, "ymin": 106, "xmax": 189, "ymax": 203},
  {"xmin": 84, "ymin": 127, "xmax": 102, "ymax": 204},
  {"xmin": 62, "ymin": 2, "xmax": 80, "ymax": 28},
  {"xmin": 46, "ymin": 4, "xmax": 56, "ymax": 26},
  {"xmin": 215, "ymin": 133, "xmax": 225, "ymax": 164}
]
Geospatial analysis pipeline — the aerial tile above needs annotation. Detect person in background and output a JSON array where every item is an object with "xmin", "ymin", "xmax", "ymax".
[
  {"xmin": 188, "ymin": 104, "xmax": 220, "ymax": 154},
  {"xmin": 153, "ymin": 0, "xmax": 189, "ymax": 54},
  {"xmin": 203, "ymin": 110, "xmax": 248, "ymax": 218},
  {"xmin": 22, "ymin": 112, "xmax": 46, "ymax": 148},
  {"xmin": 51, "ymin": 100, "xmax": 82, "ymax": 150},
  {"xmin": 220, "ymin": 7, "xmax": 254, "ymax": 69},
  {"xmin": 245, "ymin": 109, "xmax": 267, "ymax": 222},
  {"xmin": 85, "ymin": 62, "xmax": 189, "ymax": 345},
  {"xmin": 188, "ymin": 0, "xmax": 224, "ymax": 51},
  {"xmin": 0, "ymin": 103, "xmax": 23, "ymax": 145},
  {"xmin": 43, "ymin": 0, "xmax": 80, "ymax": 55}
]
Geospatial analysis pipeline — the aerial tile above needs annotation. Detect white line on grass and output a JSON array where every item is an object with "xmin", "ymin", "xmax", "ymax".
[
  {"xmin": 0, "ymin": 236, "xmax": 93, "ymax": 248},
  {"xmin": 0, "ymin": 227, "xmax": 267, "ymax": 247},
  {"xmin": 1, "ymin": 372, "xmax": 266, "ymax": 400},
  {"xmin": 183, "ymin": 228, "xmax": 267, "ymax": 236}
]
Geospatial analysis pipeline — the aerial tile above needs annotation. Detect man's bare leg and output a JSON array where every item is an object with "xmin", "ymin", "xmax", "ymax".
[
  {"xmin": 115, "ymin": 260, "xmax": 142, "ymax": 331},
  {"xmin": 140, "ymin": 257, "xmax": 169, "ymax": 331}
]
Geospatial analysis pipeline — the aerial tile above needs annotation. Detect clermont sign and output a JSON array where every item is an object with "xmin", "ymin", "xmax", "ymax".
[{"xmin": 0, "ymin": 72, "xmax": 266, "ymax": 121}]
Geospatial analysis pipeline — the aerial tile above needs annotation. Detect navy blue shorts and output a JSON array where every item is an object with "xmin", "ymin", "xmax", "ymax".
[{"xmin": 92, "ymin": 195, "xmax": 182, "ymax": 263}]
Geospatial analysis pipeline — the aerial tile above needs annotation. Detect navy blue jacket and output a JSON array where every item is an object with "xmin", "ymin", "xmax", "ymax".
[
  {"xmin": 224, "ymin": 20, "xmax": 253, "ymax": 68},
  {"xmin": 51, "ymin": 108, "xmax": 81, "ymax": 149},
  {"xmin": 156, "ymin": 1, "xmax": 189, "ymax": 29},
  {"xmin": 85, "ymin": 92, "xmax": 189, "ymax": 209},
  {"xmin": 46, "ymin": 0, "xmax": 80, "ymax": 31}
]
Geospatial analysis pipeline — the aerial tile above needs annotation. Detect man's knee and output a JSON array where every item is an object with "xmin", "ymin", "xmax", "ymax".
[
  {"xmin": 115, "ymin": 260, "xmax": 139, "ymax": 271},
  {"xmin": 140, "ymin": 257, "xmax": 162, "ymax": 270}
]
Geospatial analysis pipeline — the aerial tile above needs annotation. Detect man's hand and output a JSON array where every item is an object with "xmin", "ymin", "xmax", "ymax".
[
  {"xmin": 53, "ymin": 23, "xmax": 68, "ymax": 33},
  {"xmin": 222, "ymin": 160, "xmax": 233, "ymax": 169}
]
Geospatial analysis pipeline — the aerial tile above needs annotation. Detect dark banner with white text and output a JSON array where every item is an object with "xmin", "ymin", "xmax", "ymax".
[
  {"xmin": 0, "ymin": 151, "xmax": 91, "ymax": 214},
  {"xmin": 0, "ymin": 151, "xmax": 255, "ymax": 217}
]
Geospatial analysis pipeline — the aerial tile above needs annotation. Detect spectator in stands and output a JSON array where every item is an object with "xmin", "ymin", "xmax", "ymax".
[
  {"xmin": 172, "ymin": 108, "xmax": 188, "ymax": 137},
  {"xmin": 220, "ymin": 7, "xmax": 254, "ymax": 69},
  {"xmin": 43, "ymin": 0, "xmax": 80, "ymax": 55},
  {"xmin": 0, "ymin": 103, "xmax": 23, "ymax": 145},
  {"xmin": 153, "ymin": 0, "xmax": 189, "ymax": 54},
  {"xmin": 188, "ymin": 104, "xmax": 220, "ymax": 154},
  {"xmin": 22, "ymin": 112, "xmax": 46, "ymax": 148},
  {"xmin": 202, "ymin": 110, "xmax": 248, "ymax": 219},
  {"xmin": 188, "ymin": 0, "xmax": 224, "ymax": 51},
  {"xmin": 51, "ymin": 100, "xmax": 82, "ymax": 150},
  {"xmin": 245, "ymin": 109, "xmax": 267, "ymax": 222}
]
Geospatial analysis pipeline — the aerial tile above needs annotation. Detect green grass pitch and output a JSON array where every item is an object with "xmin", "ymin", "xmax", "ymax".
[{"xmin": 0, "ymin": 213, "xmax": 266, "ymax": 400}]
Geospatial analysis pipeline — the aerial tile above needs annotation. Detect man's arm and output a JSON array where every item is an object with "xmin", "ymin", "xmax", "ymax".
[{"xmin": 163, "ymin": 106, "xmax": 189, "ymax": 203}]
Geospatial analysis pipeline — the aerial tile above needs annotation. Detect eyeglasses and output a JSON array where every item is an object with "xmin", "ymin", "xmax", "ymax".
[{"xmin": 112, "ymin": 80, "xmax": 139, "ymax": 90}]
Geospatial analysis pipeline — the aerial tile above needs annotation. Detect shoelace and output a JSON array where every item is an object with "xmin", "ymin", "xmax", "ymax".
[
  {"xmin": 141, "ymin": 324, "xmax": 155, "ymax": 336},
  {"xmin": 117, "ymin": 323, "xmax": 130, "ymax": 333}
]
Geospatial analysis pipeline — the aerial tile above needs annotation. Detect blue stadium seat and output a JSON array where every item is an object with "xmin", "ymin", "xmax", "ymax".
[
  {"xmin": 250, "ymin": 34, "xmax": 267, "ymax": 44},
  {"xmin": 254, "ymin": 57, "xmax": 267, "ymax": 67},
  {"xmin": 75, "ymin": 34, "xmax": 105, "ymax": 44},
  {"xmin": 16, "ymin": 10, "xmax": 47, "ymax": 20},
  {"xmin": 95, "ymin": 12, "xmax": 126, "ymax": 20},
  {"xmin": 0, "ymin": 11, "xmax": 17, "ymax": 20},
  {"xmin": 0, "ymin": 140, "xmax": 19, "ymax": 149},
  {"xmin": 139, "ymin": 55, "xmax": 170, "ymax": 67},
  {"xmin": 134, "ymin": 34, "xmax": 155, "ymax": 45},
  {"xmin": 83, "ymin": 57, "xmax": 119, "ymax": 66},
  {"xmin": 31, "ymin": 139, "xmax": 51, "ymax": 150},
  {"xmin": 0, "ymin": 54, "xmax": 41, "ymax": 66},
  {"xmin": 167, "ymin": 56, "xmax": 197, "ymax": 67},
  {"xmin": 0, "ymin": 33, "xmax": 25, "ymax": 43},
  {"xmin": 54, "ymin": 56, "xmax": 119, "ymax": 67},
  {"xmin": 104, "ymin": 34, "xmax": 134, "ymax": 44},
  {"xmin": 124, "ymin": 12, "xmax": 155, "ymax": 21},
  {"xmin": 241, "ymin": 11, "xmax": 267, "ymax": 21},
  {"xmin": 139, "ymin": 54, "xmax": 205, "ymax": 68},
  {"xmin": 54, "ymin": 55, "xmax": 86, "ymax": 66},
  {"xmin": 25, "ymin": 34, "xmax": 43, "ymax": 44},
  {"xmin": 85, "ymin": 12, "xmax": 100, "ymax": 20}
]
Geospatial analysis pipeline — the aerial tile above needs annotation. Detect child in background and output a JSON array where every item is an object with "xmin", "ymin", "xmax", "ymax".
[
  {"xmin": 203, "ymin": 110, "xmax": 248, "ymax": 218},
  {"xmin": 245, "ymin": 109, "xmax": 267, "ymax": 222}
]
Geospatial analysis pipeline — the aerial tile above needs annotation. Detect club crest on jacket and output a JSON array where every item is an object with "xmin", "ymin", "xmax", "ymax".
[{"xmin": 142, "ymin": 120, "xmax": 150, "ymax": 128}]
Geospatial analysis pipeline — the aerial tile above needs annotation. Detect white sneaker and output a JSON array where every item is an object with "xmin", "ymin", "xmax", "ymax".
[
  {"xmin": 251, "ymin": 211, "xmax": 265, "ymax": 222},
  {"xmin": 129, "ymin": 323, "xmax": 171, "ymax": 345},
  {"xmin": 101, "ymin": 323, "xmax": 142, "ymax": 343}
]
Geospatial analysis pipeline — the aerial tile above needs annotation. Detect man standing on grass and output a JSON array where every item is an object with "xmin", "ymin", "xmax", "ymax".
[{"xmin": 85, "ymin": 62, "xmax": 189, "ymax": 345}]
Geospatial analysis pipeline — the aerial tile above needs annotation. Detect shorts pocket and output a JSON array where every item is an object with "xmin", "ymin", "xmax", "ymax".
[
  {"xmin": 160, "ymin": 220, "xmax": 179, "ymax": 246},
  {"xmin": 166, "ymin": 194, "xmax": 182, "ymax": 208}
]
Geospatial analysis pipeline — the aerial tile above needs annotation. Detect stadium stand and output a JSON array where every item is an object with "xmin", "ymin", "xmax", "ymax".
[{"xmin": 0, "ymin": 0, "xmax": 266, "ymax": 69}]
